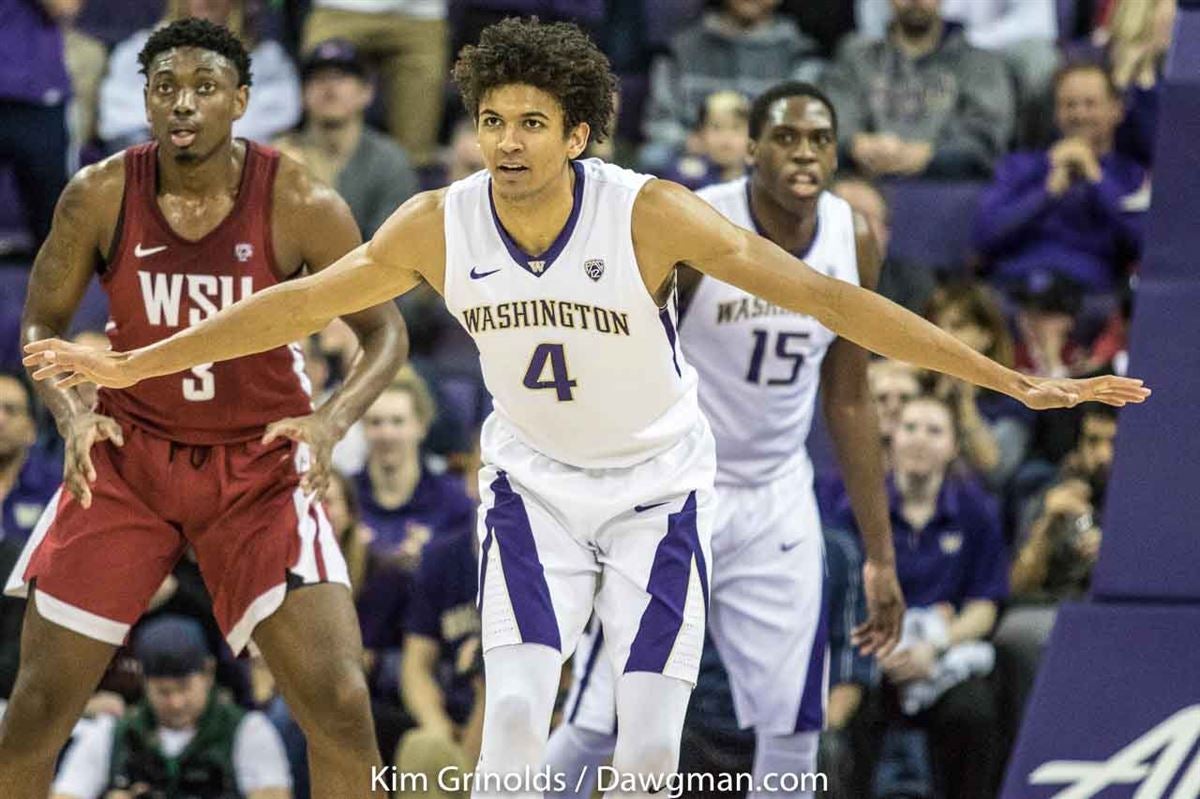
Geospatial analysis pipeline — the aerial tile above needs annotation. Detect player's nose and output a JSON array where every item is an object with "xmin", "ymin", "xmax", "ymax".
[{"xmin": 173, "ymin": 89, "xmax": 197, "ymax": 114}]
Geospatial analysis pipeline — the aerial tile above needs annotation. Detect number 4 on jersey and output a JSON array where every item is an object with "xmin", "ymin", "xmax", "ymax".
[{"xmin": 523, "ymin": 343, "xmax": 577, "ymax": 401}]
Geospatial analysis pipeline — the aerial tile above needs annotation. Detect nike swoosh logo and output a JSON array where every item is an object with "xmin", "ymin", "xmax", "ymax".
[
  {"xmin": 470, "ymin": 266, "xmax": 501, "ymax": 280},
  {"xmin": 634, "ymin": 501, "xmax": 670, "ymax": 513},
  {"xmin": 134, "ymin": 243, "xmax": 168, "ymax": 258},
  {"xmin": 780, "ymin": 539, "xmax": 804, "ymax": 552}
]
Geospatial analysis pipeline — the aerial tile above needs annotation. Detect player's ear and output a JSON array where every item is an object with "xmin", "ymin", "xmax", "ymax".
[
  {"xmin": 232, "ymin": 84, "xmax": 249, "ymax": 122},
  {"xmin": 746, "ymin": 137, "xmax": 758, "ymax": 169},
  {"xmin": 144, "ymin": 86, "xmax": 152, "ymax": 127},
  {"xmin": 566, "ymin": 122, "xmax": 590, "ymax": 160}
]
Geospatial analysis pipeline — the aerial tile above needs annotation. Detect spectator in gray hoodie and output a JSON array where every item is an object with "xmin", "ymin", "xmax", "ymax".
[
  {"xmin": 640, "ymin": 0, "xmax": 824, "ymax": 172},
  {"xmin": 821, "ymin": 0, "xmax": 1015, "ymax": 179}
]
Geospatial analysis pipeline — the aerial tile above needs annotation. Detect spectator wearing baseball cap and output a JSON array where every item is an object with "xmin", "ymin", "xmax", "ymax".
[
  {"xmin": 51, "ymin": 616, "xmax": 293, "ymax": 799},
  {"xmin": 302, "ymin": 0, "xmax": 449, "ymax": 167},
  {"xmin": 275, "ymin": 39, "xmax": 419, "ymax": 239}
]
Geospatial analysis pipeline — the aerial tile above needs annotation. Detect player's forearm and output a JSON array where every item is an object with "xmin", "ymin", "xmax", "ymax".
[
  {"xmin": 755, "ymin": 242, "xmax": 1031, "ymax": 400},
  {"xmin": 128, "ymin": 277, "xmax": 332, "ymax": 382},
  {"xmin": 22, "ymin": 317, "xmax": 89, "ymax": 432},
  {"xmin": 317, "ymin": 312, "xmax": 409, "ymax": 437},
  {"xmin": 824, "ymin": 396, "xmax": 894, "ymax": 565}
]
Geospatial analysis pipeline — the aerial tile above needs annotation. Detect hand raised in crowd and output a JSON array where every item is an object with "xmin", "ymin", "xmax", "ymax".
[{"xmin": 1042, "ymin": 478, "xmax": 1093, "ymax": 519}]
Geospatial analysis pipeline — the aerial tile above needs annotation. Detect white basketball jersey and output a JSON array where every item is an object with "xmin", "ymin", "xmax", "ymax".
[
  {"xmin": 442, "ymin": 159, "xmax": 701, "ymax": 469},
  {"xmin": 682, "ymin": 179, "xmax": 860, "ymax": 486}
]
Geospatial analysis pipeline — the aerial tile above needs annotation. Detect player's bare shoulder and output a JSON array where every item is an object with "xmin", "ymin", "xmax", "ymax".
[
  {"xmin": 37, "ymin": 151, "xmax": 128, "ymax": 277},
  {"xmin": 268, "ymin": 150, "xmax": 362, "ymax": 271},
  {"xmin": 272, "ymin": 150, "xmax": 353, "ymax": 223},
  {"xmin": 64, "ymin": 152, "xmax": 127, "ymax": 247},
  {"xmin": 368, "ymin": 187, "xmax": 449, "ymax": 293}
]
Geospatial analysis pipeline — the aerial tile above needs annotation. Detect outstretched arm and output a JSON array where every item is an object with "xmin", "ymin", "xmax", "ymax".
[
  {"xmin": 25, "ymin": 191, "xmax": 444, "ymax": 392},
  {"xmin": 633, "ymin": 179, "xmax": 1149, "ymax": 410}
]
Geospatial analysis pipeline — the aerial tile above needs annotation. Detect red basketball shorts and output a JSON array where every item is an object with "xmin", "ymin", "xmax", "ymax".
[{"xmin": 4, "ymin": 421, "xmax": 348, "ymax": 654}]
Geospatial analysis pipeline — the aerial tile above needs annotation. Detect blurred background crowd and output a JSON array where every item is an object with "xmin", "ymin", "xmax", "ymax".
[{"xmin": 0, "ymin": 0, "xmax": 1171, "ymax": 796}]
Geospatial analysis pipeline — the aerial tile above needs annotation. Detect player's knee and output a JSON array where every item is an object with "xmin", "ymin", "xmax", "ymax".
[
  {"xmin": 486, "ymin": 690, "xmax": 544, "ymax": 758},
  {"xmin": 614, "ymin": 738, "xmax": 679, "ymax": 779},
  {"xmin": 0, "ymin": 679, "xmax": 75, "ymax": 750},
  {"xmin": 300, "ymin": 658, "xmax": 373, "ymax": 738}
]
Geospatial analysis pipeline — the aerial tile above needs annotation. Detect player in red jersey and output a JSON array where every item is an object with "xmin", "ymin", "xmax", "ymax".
[{"xmin": 0, "ymin": 19, "xmax": 406, "ymax": 799}]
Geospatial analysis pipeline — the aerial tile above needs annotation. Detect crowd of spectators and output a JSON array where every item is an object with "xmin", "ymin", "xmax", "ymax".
[{"xmin": 0, "ymin": 0, "xmax": 1170, "ymax": 796}]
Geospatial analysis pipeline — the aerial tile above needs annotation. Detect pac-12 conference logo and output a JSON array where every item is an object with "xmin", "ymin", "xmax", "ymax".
[{"xmin": 1027, "ymin": 704, "xmax": 1200, "ymax": 798}]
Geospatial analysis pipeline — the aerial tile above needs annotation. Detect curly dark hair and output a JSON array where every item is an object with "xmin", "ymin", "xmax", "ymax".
[
  {"xmin": 452, "ymin": 17, "xmax": 616, "ymax": 142},
  {"xmin": 138, "ymin": 18, "xmax": 253, "ymax": 88}
]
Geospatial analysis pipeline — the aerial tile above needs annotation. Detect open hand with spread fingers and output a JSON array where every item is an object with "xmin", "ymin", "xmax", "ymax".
[
  {"xmin": 23, "ymin": 338, "xmax": 141, "ymax": 391},
  {"xmin": 1020, "ymin": 373, "xmax": 1151, "ymax": 410}
]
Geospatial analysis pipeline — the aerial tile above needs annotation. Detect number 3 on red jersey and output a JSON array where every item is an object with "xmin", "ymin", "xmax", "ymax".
[{"xmin": 183, "ymin": 363, "xmax": 215, "ymax": 401}]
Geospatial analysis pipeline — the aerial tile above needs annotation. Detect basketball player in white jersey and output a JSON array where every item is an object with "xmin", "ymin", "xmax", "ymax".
[
  {"xmin": 543, "ymin": 81, "xmax": 893, "ymax": 799},
  {"xmin": 26, "ymin": 18, "xmax": 1149, "ymax": 799}
]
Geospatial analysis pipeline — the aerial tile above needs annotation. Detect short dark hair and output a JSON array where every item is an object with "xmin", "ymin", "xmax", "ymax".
[
  {"xmin": 749, "ymin": 81, "xmax": 838, "ymax": 141},
  {"xmin": 1053, "ymin": 60, "xmax": 1120, "ymax": 100},
  {"xmin": 452, "ymin": 17, "xmax": 616, "ymax": 143},
  {"xmin": 139, "ymin": 18, "xmax": 253, "ymax": 88}
]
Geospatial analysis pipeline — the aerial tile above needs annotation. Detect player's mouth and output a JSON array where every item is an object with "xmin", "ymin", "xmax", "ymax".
[
  {"xmin": 497, "ymin": 163, "xmax": 528, "ymax": 176},
  {"xmin": 787, "ymin": 171, "xmax": 822, "ymax": 194},
  {"xmin": 170, "ymin": 126, "xmax": 198, "ymax": 147}
]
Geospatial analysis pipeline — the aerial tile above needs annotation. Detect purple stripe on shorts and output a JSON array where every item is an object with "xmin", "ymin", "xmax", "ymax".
[
  {"xmin": 568, "ymin": 624, "xmax": 606, "ymax": 724},
  {"xmin": 484, "ymin": 471, "xmax": 562, "ymax": 651},
  {"xmin": 658, "ymin": 307, "xmax": 683, "ymax": 377},
  {"xmin": 795, "ymin": 563, "xmax": 830, "ymax": 732},
  {"xmin": 476, "ymin": 526, "xmax": 493, "ymax": 614},
  {"xmin": 625, "ymin": 491, "xmax": 705, "ymax": 674}
]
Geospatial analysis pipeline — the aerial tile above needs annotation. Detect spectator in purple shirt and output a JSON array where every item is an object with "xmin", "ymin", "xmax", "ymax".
[
  {"xmin": 354, "ymin": 369, "xmax": 475, "ymax": 561},
  {"xmin": 975, "ymin": 62, "xmax": 1146, "ymax": 295},
  {"xmin": 0, "ymin": 373, "xmax": 61, "ymax": 544},
  {"xmin": 0, "ymin": 0, "xmax": 76, "ymax": 249},
  {"xmin": 397, "ymin": 528, "xmax": 483, "ymax": 792},
  {"xmin": 837, "ymin": 394, "xmax": 1007, "ymax": 799}
]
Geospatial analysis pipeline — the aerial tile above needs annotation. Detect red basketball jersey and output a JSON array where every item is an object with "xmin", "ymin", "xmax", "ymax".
[{"xmin": 97, "ymin": 141, "xmax": 313, "ymax": 444}]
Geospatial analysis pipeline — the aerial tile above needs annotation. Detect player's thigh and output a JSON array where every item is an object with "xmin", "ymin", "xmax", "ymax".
[
  {"xmin": 251, "ymin": 582, "xmax": 371, "ymax": 723},
  {"xmin": 593, "ymin": 485, "xmax": 716, "ymax": 687},
  {"xmin": 190, "ymin": 438, "xmax": 349, "ymax": 656},
  {"xmin": 1, "ymin": 593, "xmax": 119, "ymax": 737},
  {"xmin": 708, "ymin": 484, "xmax": 827, "ymax": 734},
  {"xmin": 476, "ymin": 463, "xmax": 597, "ymax": 662}
]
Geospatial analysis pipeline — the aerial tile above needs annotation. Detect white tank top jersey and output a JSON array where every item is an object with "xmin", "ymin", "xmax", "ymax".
[
  {"xmin": 442, "ymin": 158, "xmax": 701, "ymax": 469},
  {"xmin": 683, "ymin": 179, "xmax": 860, "ymax": 486}
]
